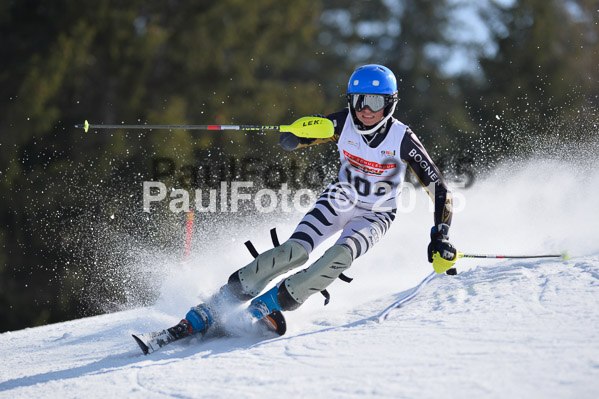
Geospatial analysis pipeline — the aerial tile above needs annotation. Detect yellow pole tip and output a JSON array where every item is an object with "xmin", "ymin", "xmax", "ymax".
[{"xmin": 84, "ymin": 120, "xmax": 89, "ymax": 133}]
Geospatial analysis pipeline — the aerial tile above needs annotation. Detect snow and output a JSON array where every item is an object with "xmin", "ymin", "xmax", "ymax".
[{"xmin": 1, "ymin": 158, "xmax": 599, "ymax": 398}]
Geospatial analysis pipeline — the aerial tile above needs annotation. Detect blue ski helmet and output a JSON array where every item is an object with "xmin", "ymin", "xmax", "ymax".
[{"xmin": 346, "ymin": 64, "xmax": 398, "ymax": 135}]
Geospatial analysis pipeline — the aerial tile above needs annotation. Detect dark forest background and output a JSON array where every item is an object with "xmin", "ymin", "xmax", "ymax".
[{"xmin": 1, "ymin": 0, "xmax": 598, "ymax": 332}]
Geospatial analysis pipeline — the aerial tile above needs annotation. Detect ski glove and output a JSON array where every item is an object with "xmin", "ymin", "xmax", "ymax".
[
  {"xmin": 279, "ymin": 131, "xmax": 315, "ymax": 150},
  {"xmin": 427, "ymin": 223, "xmax": 457, "ymax": 263}
]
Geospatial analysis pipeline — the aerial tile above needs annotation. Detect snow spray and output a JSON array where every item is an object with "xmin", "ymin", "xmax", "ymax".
[{"xmin": 65, "ymin": 103, "xmax": 599, "ymax": 320}]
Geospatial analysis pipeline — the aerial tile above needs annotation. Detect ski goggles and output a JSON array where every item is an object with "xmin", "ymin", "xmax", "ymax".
[{"xmin": 348, "ymin": 94, "xmax": 391, "ymax": 112}]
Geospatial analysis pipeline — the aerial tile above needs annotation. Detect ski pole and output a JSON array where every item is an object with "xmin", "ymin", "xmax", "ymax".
[
  {"xmin": 74, "ymin": 116, "xmax": 334, "ymax": 139},
  {"xmin": 432, "ymin": 250, "xmax": 569, "ymax": 274},
  {"xmin": 376, "ymin": 271, "xmax": 438, "ymax": 322},
  {"xmin": 379, "ymin": 249, "xmax": 570, "ymax": 320},
  {"xmin": 458, "ymin": 250, "xmax": 569, "ymax": 260}
]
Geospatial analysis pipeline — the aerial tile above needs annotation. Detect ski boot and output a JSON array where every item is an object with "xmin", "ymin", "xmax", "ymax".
[
  {"xmin": 184, "ymin": 285, "xmax": 243, "ymax": 336},
  {"xmin": 248, "ymin": 285, "xmax": 287, "ymax": 336},
  {"xmin": 184, "ymin": 303, "xmax": 214, "ymax": 334}
]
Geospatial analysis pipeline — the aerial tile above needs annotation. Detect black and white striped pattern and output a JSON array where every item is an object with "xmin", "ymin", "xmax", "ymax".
[{"xmin": 290, "ymin": 181, "xmax": 396, "ymax": 260}]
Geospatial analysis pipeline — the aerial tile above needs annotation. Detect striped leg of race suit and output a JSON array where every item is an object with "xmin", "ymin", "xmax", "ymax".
[
  {"xmin": 333, "ymin": 207, "xmax": 396, "ymax": 260},
  {"xmin": 280, "ymin": 182, "xmax": 397, "ymax": 307},
  {"xmin": 289, "ymin": 182, "xmax": 397, "ymax": 260},
  {"xmin": 228, "ymin": 181, "xmax": 396, "ymax": 307}
]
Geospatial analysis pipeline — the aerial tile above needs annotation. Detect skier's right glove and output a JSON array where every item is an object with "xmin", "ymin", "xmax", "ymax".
[
  {"xmin": 279, "ymin": 131, "xmax": 316, "ymax": 150},
  {"xmin": 427, "ymin": 223, "xmax": 457, "ymax": 263}
]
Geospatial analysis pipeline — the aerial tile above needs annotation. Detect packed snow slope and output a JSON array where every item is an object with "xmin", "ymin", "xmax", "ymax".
[{"xmin": 1, "ymin": 158, "xmax": 598, "ymax": 399}]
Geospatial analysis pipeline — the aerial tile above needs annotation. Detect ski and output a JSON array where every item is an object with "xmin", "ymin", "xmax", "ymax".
[
  {"xmin": 132, "ymin": 323, "xmax": 191, "ymax": 355},
  {"xmin": 132, "ymin": 334, "xmax": 152, "ymax": 355},
  {"xmin": 132, "ymin": 310, "xmax": 287, "ymax": 355}
]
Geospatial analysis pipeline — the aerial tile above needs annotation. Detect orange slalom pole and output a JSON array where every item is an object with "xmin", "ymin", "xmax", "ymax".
[{"xmin": 184, "ymin": 210, "xmax": 195, "ymax": 261}]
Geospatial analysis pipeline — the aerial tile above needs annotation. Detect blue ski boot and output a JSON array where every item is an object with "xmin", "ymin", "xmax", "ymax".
[
  {"xmin": 248, "ymin": 285, "xmax": 287, "ymax": 336},
  {"xmin": 184, "ymin": 303, "xmax": 214, "ymax": 334},
  {"xmin": 184, "ymin": 285, "xmax": 243, "ymax": 335}
]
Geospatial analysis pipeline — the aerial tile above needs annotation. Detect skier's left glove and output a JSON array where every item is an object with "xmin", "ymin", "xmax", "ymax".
[{"xmin": 427, "ymin": 223, "xmax": 456, "ymax": 263}]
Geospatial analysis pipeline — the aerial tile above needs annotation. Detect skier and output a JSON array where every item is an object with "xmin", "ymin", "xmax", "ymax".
[{"xmin": 165, "ymin": 64, "xmax": 457, "ymax": 342}]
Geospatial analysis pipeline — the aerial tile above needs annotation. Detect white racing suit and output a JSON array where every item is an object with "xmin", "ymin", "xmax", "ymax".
[{"xmin": 227, "ymin": 109, "xmax": 452, "ymax": 310}]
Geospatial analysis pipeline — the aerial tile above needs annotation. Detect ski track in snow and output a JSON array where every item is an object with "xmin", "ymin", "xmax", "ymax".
[{"xmin": 1, "ymin": 159, "xmax": 599, "ymax": 398}]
